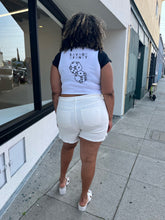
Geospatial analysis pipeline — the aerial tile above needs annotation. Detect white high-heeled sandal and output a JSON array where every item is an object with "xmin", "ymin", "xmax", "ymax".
[
  {"xmin": 59, "ymin": 177, "xmax": 70, "ymax": 195},
  {"xmin": 78, "ymin": 190, "xmax": 92, "ymax": 212}
]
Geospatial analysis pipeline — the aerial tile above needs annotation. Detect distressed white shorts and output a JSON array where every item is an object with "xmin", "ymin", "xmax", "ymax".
[{"xmin": 56, "ymin": 94, "xmax": 109, "ymax": 143}]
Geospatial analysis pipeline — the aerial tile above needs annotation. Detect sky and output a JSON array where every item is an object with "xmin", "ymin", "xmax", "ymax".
[
  {"xmin": 0, "ymin": 2, "xmax": 25, "ymax": 61},
  {"xmin": 160, "ymin": 1, "xmax": 165, "ymax": 44}
]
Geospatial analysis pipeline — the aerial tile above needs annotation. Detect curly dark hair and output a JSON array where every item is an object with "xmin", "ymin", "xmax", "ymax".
[{"xmin": 60, "ymin": 13, "xmax": 106, "ymax": 52}]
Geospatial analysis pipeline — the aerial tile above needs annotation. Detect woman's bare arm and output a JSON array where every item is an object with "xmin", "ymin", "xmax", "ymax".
[
  {"xmin": 50, "ymin": 65, "xmax": 61, "ymax": 112},
  {"xmin": 101, "ymin": 62, "xmax": 115, "ymax": 131}
]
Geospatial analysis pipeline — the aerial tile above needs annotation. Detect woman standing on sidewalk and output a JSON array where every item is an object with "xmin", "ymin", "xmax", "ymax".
[{"xmin": 50, "ymin": 12, "xmax": 114, "ymax": 211}]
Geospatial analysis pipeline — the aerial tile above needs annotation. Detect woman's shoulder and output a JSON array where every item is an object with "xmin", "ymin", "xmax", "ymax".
[
  {"xmin": 98, "ymin": 51, "xmax": 111, "ymax": 60},
  {"xmin": 98, "ymin": 51, "xmax": 112, "ymax": 68},
  {"xmin": 52, "ymin": 52, "xmax": 61, "ymax": 68}
]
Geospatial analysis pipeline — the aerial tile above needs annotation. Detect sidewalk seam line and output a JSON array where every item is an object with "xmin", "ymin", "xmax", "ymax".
[
  {"xmin": 44, "ymin": 158, "xmax": 81, "ymax": 194},
  {"xmin": 112, "ymin": 148, "xmax": 141, "ymax": 220},
  {"xmin": 129, "ymin": 177, "xmax": 165, "ymax": 191},
  {"xmin": 19, "ymin": 197, "xmax": 42, "ymax": 220},
  {"xmin": 101, "ymin": 144, "xmax": 139, "ymax": 155},
  {"xmin": 45, "ymin": 195, "xmax": 105, "ymax": 219}
]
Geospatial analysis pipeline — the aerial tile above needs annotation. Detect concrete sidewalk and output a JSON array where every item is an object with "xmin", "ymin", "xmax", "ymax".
[{"xmin": 1, "ymin": 78, "xmax": 165, "ymax": 220}]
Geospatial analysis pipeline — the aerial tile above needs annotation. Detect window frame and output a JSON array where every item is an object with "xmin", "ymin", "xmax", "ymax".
[{"xmin": 0, "ymin": 0, "xmax": 66, "ymax": 146}]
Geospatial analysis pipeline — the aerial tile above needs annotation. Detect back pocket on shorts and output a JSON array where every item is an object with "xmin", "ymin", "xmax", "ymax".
[
  {"xmin": 81, "ymin": 108, "xmax": 102, "ymax": 127},
  {"xmin": 56, "ymin": 110, "xmax": 72, "ymax": 128}
]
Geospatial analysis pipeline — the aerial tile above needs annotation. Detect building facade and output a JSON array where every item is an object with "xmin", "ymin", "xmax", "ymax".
[
  {"xmin": 124, "ymin": 0, "xmax": 164, "ymax": 112},
  {"xmin": 155, "ymin": 34, "xmax": 165, "ymax": 82}
]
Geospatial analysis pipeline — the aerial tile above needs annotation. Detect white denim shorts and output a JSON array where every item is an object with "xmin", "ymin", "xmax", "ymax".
[{"xmin": 56, "ymin": 94, "xmax": 109, "ymax": 143}]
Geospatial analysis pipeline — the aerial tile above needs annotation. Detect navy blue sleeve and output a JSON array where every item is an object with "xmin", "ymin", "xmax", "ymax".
[
  {"xmin": 52, "ymin": 52, "xmax": 61, "ymax": 68},
  {"xmin": 98, "ymin": 51, "xmax": 112, "ymax": 68}
]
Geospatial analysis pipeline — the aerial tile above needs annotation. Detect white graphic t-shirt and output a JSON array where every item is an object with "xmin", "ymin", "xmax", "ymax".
[{"xmin": 52, "ymin": 48, "xmax": 111, "ymax": 94}]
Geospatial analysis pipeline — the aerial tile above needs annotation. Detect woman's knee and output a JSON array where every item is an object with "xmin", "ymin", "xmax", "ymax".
[
  {"xmin": 81, "ymin": 154, "xmax": 97, "ymax": 164},
  {"xmin": 63, "ymin": 142, "xmax": 77, "ymax": 150}
]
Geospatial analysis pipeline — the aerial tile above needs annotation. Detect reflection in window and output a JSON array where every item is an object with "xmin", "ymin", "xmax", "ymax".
[
  {"xmin": 0, "ymin": 0, "xmax": 33, "ymax": 125},
  {"xmin": 37, "ymin": 3, "xmax": 62, "ymax": 105}
]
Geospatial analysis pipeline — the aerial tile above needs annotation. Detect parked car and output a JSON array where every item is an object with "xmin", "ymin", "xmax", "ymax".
[
  {"xmin": 13, "ymin": 69, "xmax": 20, "ymax": 85},
  {"xmin": 13, "ymin": 68, "xmax": 28, "ymax": 84},
  {"xmin": 19, "ymin": 68, "xmax": 28, "ymax": 84}
]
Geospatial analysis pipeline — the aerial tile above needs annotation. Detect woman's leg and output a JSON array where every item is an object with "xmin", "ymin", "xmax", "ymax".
[
  {"xmin": 60, "ymin": 142, "xmax": 77, "ymax": 188},
  {"xmin": 79, "ymin": 137, "xmax": 101, "ymax": 206}
]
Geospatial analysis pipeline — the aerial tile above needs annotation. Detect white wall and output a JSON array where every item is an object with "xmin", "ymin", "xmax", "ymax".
[
  {"xmin": 100, "ymin": 0, "xmax": 130, "ymax": 28},
  {"xmin": 0, "ymin": 112, "xmax": 58, "ymax": 211},
  {"xmin": 130, "ymin": 11, "xmax": 139, "ymax": 34},
  {"xmin": 104, "ymin": 28, "xmax": 128, "ymax": 115}
]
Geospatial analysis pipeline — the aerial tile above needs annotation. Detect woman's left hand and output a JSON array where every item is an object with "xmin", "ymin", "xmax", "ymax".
[{"xmin": 107, "ymin": 119, "xmax": 113, "ymax": 132}]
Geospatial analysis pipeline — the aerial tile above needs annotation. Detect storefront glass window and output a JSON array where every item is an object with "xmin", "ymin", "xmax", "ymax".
[
  {"xmin": 0, "ymin": 0, "xmax": 33, "ymax": 126},
  {"xmin": 37, "ymin": 2, "xmax": 62, "ymax": 105}
]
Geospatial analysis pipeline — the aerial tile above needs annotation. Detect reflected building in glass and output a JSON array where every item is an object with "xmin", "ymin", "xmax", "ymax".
[{"xmin": 0, "ymin": 0, "xmax": 33, "ymax": 125}]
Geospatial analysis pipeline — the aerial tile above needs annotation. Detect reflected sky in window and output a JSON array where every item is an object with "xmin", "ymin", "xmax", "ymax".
[{"xmin": 0, "ymin": 2, "xmax": 25, "ymax": 61}]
